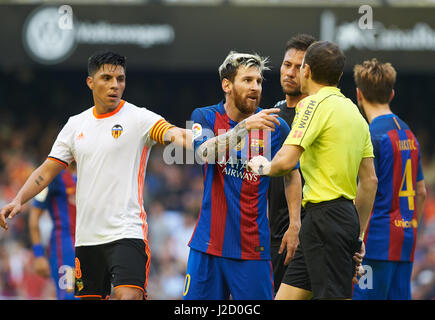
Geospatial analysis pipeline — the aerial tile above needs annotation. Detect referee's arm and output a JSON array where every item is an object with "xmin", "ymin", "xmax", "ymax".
[
  {"xmin": 263, "ymin": 144, "xmax": 303, "ymax": 176},
  {"xmin": 246, "ymin": 144, "xmax": 302, "ymax": 176},
  {"xmin": 354, "ymin": 157, "xmax": 378, "ymax": 238},
  {"xmin": 280, "ymin": 169, "xmax": 302, "ymax": 265}
]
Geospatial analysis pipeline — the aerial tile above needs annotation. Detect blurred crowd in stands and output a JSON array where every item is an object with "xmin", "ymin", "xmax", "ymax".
[{"xmin": 0, "ymin": 111, "xmax": 434, "ymax": 300}]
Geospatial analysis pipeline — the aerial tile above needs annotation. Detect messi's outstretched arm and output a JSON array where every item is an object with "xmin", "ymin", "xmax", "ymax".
[{"xmin": 197, "ymin": 108, "xmax": 281, "ymax": 163}]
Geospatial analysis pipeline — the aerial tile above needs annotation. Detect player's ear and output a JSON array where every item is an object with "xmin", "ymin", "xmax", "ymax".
[
  {"xmin": 303, "ymin": 63, "xmax": 311, "ymax": 80},
  {"xmin": 222, "ymin": 78, "xmax": 232, "ymax": 95},
  {"xmin": 389, "ymin": 89, "xmax": 395, "ymax": 102},
  {"xmin": 86, "ymin": 76, "xmax": 94, "ymax": 90},
  {"xmin": 356, "ymin": 87, "xmax": 363, "ymax": 102}
]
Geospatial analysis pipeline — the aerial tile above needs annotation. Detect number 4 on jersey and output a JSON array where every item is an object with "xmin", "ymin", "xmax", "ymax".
[{"xmin": 398, "ymin": 159, "xmax": 415, "ymax": 210}]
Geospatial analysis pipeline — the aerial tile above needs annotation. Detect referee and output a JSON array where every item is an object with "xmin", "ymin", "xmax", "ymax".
[{"xmin": 248, "ymin": 41, "xmax": 378, "ymax": 300}]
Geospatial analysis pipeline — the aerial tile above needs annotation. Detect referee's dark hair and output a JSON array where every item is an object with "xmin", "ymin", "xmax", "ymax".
[
  {"xmin": 88, "ymin": 50, "xmax": 127, "ymax": 76},
  {"xmin": 303, "ymin": 41, "xmax": 345, "ymax": 86},
  {"xmin": 285, "ymin": 34, "xmax": 316, "ymax": 53}
]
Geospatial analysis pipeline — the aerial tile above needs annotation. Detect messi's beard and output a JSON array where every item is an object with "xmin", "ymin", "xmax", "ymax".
[{"xmin": 233, "ymin": 87, "xmax": 260, "ymax": 115}]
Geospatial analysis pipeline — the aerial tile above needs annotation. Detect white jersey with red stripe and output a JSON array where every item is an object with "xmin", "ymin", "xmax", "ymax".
[{"xmin": 48, "ymin": 100, "xmax": 162, "ymax": 247}]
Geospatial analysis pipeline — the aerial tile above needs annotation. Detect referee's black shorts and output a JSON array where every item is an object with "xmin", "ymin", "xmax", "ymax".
[{"xmin": 282, "ymin": 197, "xmax": 361, "ymax": 299}]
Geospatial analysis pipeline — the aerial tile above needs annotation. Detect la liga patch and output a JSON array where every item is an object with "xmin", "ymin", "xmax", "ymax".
[{"xmin": 192, "ymin": 123, "xmax": 202, "ymax": 141}]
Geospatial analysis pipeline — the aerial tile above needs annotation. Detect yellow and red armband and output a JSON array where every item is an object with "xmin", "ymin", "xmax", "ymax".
[{"xmin": 149, "ymin": 119, "xmax": 175, "ymax": 145}]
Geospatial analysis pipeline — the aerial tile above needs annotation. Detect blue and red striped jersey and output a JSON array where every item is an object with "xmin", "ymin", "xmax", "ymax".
[
  {"xmin": 32, "ymin": 170, "xmax": 77, "ymax": 263},
  {"xmin": 364, "ymin": 114, "xmax": 424, "ymax": 262},
  {"xmin": 188, "ymin": 101, "xmax": 292, "ymax": 260}
]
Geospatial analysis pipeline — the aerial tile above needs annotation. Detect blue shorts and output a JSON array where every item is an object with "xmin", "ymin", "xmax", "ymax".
[
  {"xmin": 352, "ymin": 258, "xmax": 413, "ymax": 300},
  {"xmin": 183, "ymin": 248, "xmax": 274, "ymax": 300}
]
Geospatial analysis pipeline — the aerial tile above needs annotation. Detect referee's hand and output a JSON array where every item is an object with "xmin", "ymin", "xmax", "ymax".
[{"xmin": 279, "ymin": 225, "xmax": 300, "ymax": 265}]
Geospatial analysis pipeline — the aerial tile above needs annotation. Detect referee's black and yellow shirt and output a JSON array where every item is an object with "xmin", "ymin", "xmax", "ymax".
[{"xmin": 284, "ymin": 86, "xmax": 374, "ymax": 207}]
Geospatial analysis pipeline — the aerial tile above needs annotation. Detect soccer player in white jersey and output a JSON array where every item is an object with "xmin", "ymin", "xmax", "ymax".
[{"xmin": 0, "ymin": 51, "xmax": 192, "ymax": 300}]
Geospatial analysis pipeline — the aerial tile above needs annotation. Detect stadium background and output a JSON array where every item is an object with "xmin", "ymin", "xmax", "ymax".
[{"xmin": 0, "ymin": 0, "xmax": 434, "ymax": 299}]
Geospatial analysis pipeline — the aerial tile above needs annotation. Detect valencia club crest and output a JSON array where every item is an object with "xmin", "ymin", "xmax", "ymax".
[{"xmin": 112, "ymin": 124, "xmax": 123, "ymax": 139}]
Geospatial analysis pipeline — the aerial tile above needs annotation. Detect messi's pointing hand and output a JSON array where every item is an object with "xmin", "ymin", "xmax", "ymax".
[{"xmin": 244, "ymin": 108, "xmax": 281, "ymax": 131}]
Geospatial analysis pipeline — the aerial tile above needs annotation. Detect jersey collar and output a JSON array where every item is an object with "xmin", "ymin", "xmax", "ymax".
[
  {"xmin": 371, "ymin": 113, "xmax": 395, "ymax": 124},
  {"xmin": 93, "ymin": 100, "xmax": 125, "ymax": 119},
  {"xmin": 317, "ymin": 86, "xmax": 342, "ymax": 96}
]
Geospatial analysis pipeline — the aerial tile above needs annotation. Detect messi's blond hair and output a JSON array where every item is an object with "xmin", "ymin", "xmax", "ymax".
[{"xmin": 218, "ymin": 51, "xmax": 270, "ymax": 82}]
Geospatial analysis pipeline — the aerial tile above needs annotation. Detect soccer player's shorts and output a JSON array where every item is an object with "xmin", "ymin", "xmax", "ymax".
[
  {"xmin": 74, "ymin": 238, "xmax": 150, "ymax": 299},
  {"xmin": 282, "ymin": 197, "xmax": 361, "ymax": 299},
  {"xmin": 183, "ymin": 248, "xmax": 273, "ymax": 300},
  {"xmin": 352, "ymin": 258, "xmax": 413, "ymax": 300}
]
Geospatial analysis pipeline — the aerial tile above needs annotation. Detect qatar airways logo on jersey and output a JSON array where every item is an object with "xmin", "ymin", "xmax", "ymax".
[{"xmin": 217, "ymin": 157, "xmax": 259, "ymax": 182}]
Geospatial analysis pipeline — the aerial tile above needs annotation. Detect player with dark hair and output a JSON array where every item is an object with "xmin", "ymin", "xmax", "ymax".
[
  {"xmin": 87, "ymin": 51, "xmax": 127, "ymax": 76},
  {"xmin": 183, "ymin": 51, "xmax": 299, "ymax": 300},
  {"xmin": 352, "ymin": 58, "xmax": 427, "ymax": 300},
  {"xmin": 268, "ymin": 34, "xmax": 315, "ymax": 295},
  {"xmin": 29, "ymin": 165, "xmax": 77, "ymax": 300},
  {"xmin": 0, "ymin": 50, "xmax": 192, "ymax": 300},
  {"xmin": 248, "ymin": 41, "xmax": 378, "ymax": 300}
]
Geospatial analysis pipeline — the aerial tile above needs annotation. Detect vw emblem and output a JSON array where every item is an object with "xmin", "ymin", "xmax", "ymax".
[{"xmin": 23, "ymin": 6, "xmax": 77, "ymax": 65}]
